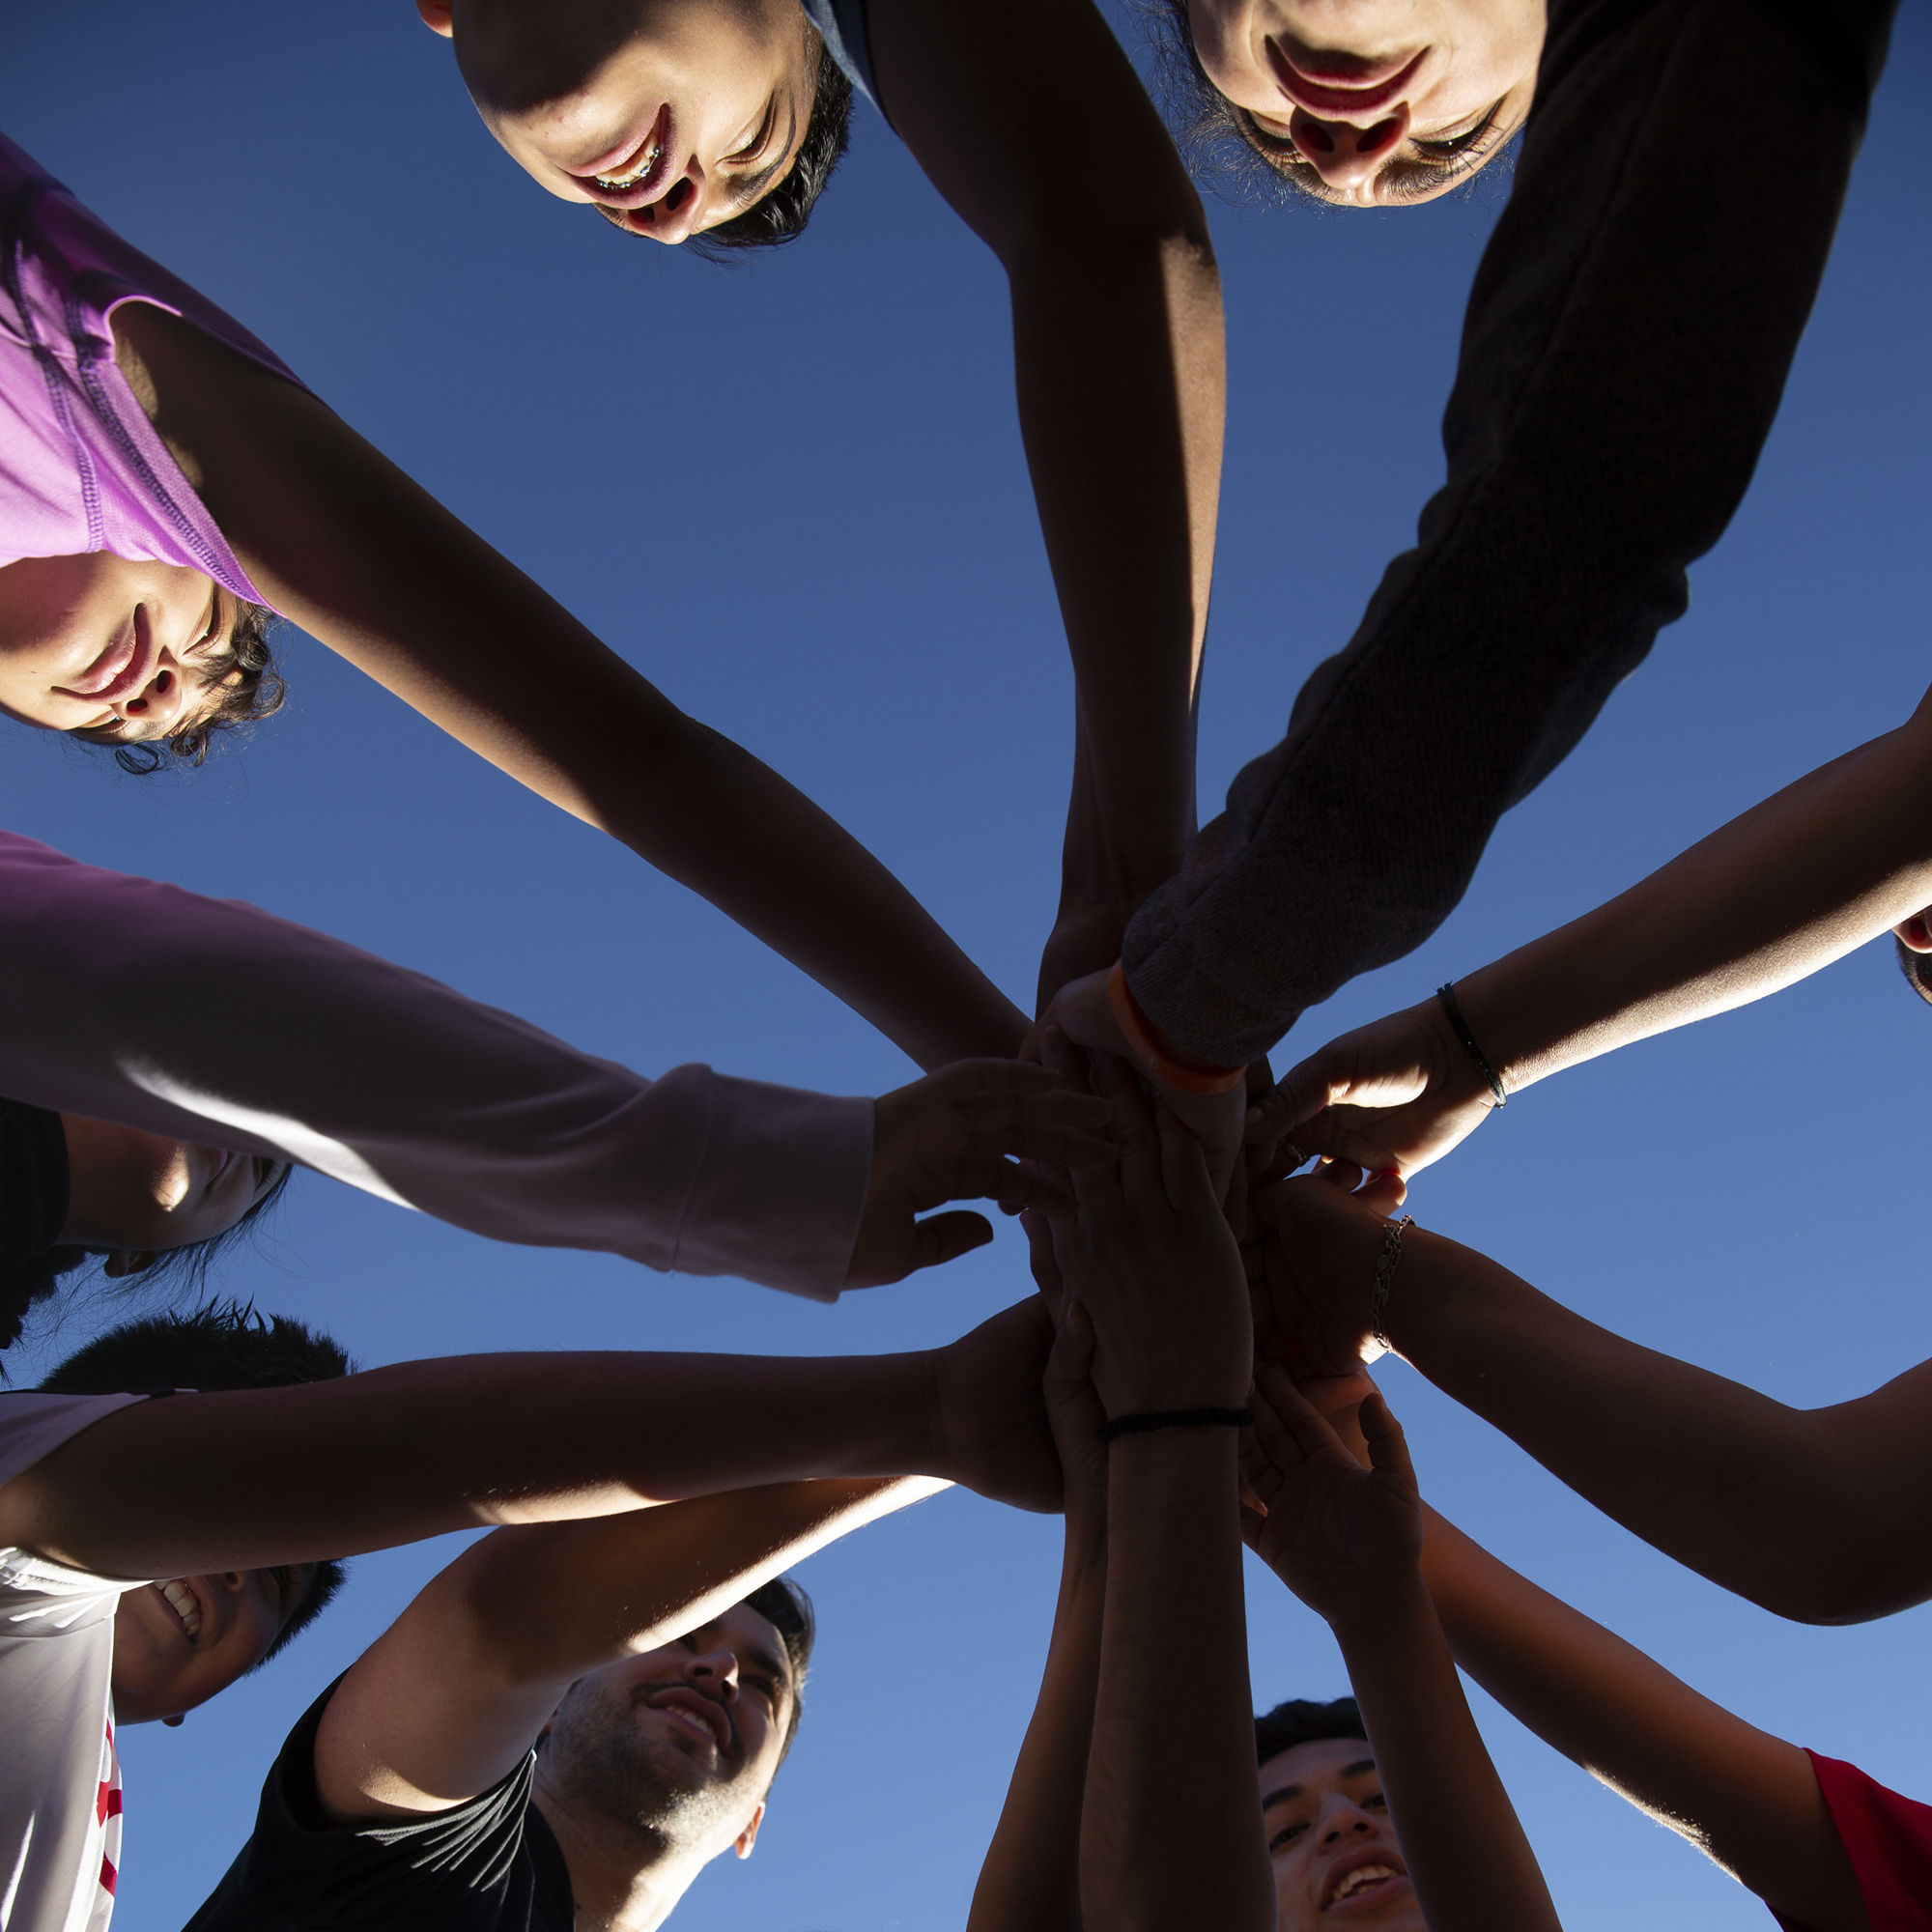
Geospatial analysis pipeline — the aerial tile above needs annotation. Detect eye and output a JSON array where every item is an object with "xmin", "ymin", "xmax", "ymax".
[
  {"xmin": 1268, "ymin": 1821, "xmax": 1308, "ymax": 1852},
  {"xmin": 726, "ymin": 99, "xmax": 777, "ymax": 164},
  {"xmin": 1409, "ymin": 100, "xmax": 1505, "ymax": 161}
]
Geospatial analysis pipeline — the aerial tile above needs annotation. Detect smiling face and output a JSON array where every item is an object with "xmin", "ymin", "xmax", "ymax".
[
  {"xmin": 1183, "ymin": 0, "xmax": 1544, "ymax": 204},
  {"xmin": 420, "ymin": 0, "xmax": 814, "ymax": 245},
  {"xmin": 537, "ymin": 1605, "xmax": 795, "ymax": 1876},
  {"xmin": 1261, "ymin": 1737, "xmax": 1420, "ymax": 1930},
  {"xmin": 58, "ymin": 1114, "xmax": 289, "ymax": 1274},
  {"xmin": 111, "ymin": 1564, "xmax": 318, "ymax": 1723},
  {"xmin": 0, "ymin": 553, "xmax": 238, "ymax": 745}
]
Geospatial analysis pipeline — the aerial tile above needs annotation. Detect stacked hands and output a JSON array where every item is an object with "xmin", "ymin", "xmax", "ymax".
[{"xmin": 1008, "ymin": 1027, "xmax": 1433, "ymax": 1625}]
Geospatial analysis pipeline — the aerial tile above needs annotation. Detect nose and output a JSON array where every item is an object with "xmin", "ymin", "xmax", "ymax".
[
  {"xmin": 683, "ymin": 1644, "xmax": 742, "ymax": 1699},
  {"xmin": 116, "ymin": 659, "xmax": 188, "ymax": 734},
  {"xmin": 1317, "ymin": 1795, "xmax": 1380, "ymax": 1846},
  {"xmin": 627, "ymin": 163, "xmax": 708, "ymax": 245},
  {"xmin": 1286, "ymin": 103, "xmax": 1410, "ymax": 192}
]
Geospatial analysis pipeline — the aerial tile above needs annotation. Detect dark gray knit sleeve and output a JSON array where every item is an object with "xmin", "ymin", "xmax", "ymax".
[{"xmin": 1123, "ymin": 0, "xmax": 1895, "ymax": 1068}]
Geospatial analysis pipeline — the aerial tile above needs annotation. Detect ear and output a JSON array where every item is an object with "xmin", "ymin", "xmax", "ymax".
[
  {"xmin": 414, "ymin": 0, "xmax": 455, "ymax": 36},
  {"xmin": 1895, "ymin": 914, "xmax": 1932, "ymax": 953},
  {"xmin": 733, "ymin": 1801, "xmax": 767, "ymax": 1861},
  {"xmin": 100, "ymin": 1249, "xmax": 158, "ymax": 1279}
]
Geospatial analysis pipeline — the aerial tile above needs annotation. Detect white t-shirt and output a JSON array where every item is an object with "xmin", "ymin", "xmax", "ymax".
[{"xmin": 0, "ymin": 1393, "xmax": 146, "ymax": 1932}]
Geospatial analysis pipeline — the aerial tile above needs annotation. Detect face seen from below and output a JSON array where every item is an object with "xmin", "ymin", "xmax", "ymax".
[
  {"xmin": 1186, "ymin": 0, "xmax": 1544, "ymax": 205},
  {"xmin": 1262, "ymin": 1738, "xmax": 1419, "ymax": 1931},
  {"xmin": 112, "ymin": 1564, "xmax": 316, "ymax": 1723},
  {"xmin": 537, "ymin": 1605, "xmax": 795, "ymax": 1870},
  {"xmin": 58, "ymin": 1114, "xmax": 288, "ymax": 1276},
  {"xmin": 418, "ymin": 0, "xmax": 813, "ymax": 244},
  {"xmin": 0, "ymin": 553, "xmax": 234, "ymax": 744}
]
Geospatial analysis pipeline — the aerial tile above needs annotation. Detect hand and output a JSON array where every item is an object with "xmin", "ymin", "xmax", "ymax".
[
  {"xmin": 1246, "ymin": 996, "xmax": 1495, "ymax": 1188},
  {"xmin": 1245, "ymin": 1169, "xmax": 1411, "ymax": 1380},
  {"xmin": 1036, "ymin": 975, "xmax": 1249, "ymax": 1205},
  {"xmin": 1240, "ymin": 1362, "xmax": 1423, "ymax": 1633},
  {"xmin": 1041, "ymin": 1050, "xmax": 1251, "ymax": 1416},
  {"xmin": 1035, "ymin": 897, "xmax": 1138, "ymax": 1021},
  {"xmin": 1042, "ymin": 1298, "xmax": 1111, "ymax": 1531},
  {"xmin": 928, "ymin": 1297, "xmax": 1062, "ymax": 1514},
  {"xmin": 847, "ymin": 1061, "xmax": 1116, "ymax": 1288}
]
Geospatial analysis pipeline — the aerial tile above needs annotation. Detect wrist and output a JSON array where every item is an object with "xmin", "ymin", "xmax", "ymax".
[
  {"xmin": 1107, "ymin": 962, "xmax": 1245, "ymax": 1094},
  {"xmin": 1325, "ymin": 1572, "xmax": 1436, "ymax": 1652}
]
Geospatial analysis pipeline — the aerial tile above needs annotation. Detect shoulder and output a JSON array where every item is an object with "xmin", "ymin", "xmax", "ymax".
[{"xmin": 188, "ymin": 1681, "xmax": 556, "ymax": 1932}]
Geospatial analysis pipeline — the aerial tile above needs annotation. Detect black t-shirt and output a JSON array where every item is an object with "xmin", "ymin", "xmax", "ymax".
[{"xmin": 184, "ymin": 1682, "xmax": 574, "ymax": 1930}]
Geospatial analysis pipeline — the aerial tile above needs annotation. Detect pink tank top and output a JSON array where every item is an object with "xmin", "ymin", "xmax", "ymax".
[{"xmin": 0, "ymin": 133, "xmax": 308, "ymax": 607}]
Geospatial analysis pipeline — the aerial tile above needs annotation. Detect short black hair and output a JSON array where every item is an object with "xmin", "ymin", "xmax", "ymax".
[
  {"xmin": 600, "ymin": 31, "xmax": 852, "ymax": 259},
  {"xmin": 1139, "ymin": 0, "xmax": 1518, "ymax": 208},
  {"xmin": 38, "ymin": 1300, "xmax": 354, "ymax": 1659},
  {"xmin": 1895, "ymin": 935, "xmax": 1932, "ymax": 1007},
  {"xmin": 1255, "ymin": 1694, "xmax": 1368, "ymax": 1769},
  {"xmin": 743, "ymin": 1576, "xmax": 815, "ymax": 1765},
  {"xmin": 77, "ymin": 597, "xmax": 287, "ymax": 777}
]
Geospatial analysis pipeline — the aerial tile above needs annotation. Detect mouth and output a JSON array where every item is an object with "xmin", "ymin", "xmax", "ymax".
[
  {"xmin": 60, "ymin": 608, "xmax": 158, "ymax": 705},
  {"xmin": 649, "ymin": 1688, "xmax": 732, "ymax": 1755},
  {"xmin": 153, "ymin": 1577, "xmax": 209, "ymax": 1645},
  {"xmin": 1321, "ymin": 1850, "xmax": 1410, "ymax": 1912},
  {"xmin": 574, "ymin": 103, "xmax": 673, "ymax": 208},
  {"xmin": 1267, "ymin": 44, "xmax": 1427, "ymax": 117}
]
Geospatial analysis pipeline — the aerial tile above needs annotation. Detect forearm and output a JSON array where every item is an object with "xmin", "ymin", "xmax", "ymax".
[
  {"xmin": 1391, "ymin": 1234, "xmax": 1882, "ymax": 1621},
  {"xmin": 1457, "ymin": 711, "xmax": 1932, "ymax": 1094},
  {"xmin": 1333, "ymin": 1582, "xmax": 1561, "ymax": 1932},
  {"xmin": 1080, "ymin": 1435, "xmax": 1270, "ymax": 1932},
  {"xmin": 969, "ymin": 1507, "xmax": 1108, "ymax": 1932},
  {"xmin": 12, "ymin": 1349, "xmax": 952, "ymax": 1576},
  {"xmin": 118, "ymin": 305, "xmax": 1025, "ymax": 1069},
  {"xmin": 1011, "ymin": 228, "xmax": 1219, "ymax": 911},
  {"xmin": 1418, "ymin": 1506, "xmax": 1862, "ymax": 1930}
]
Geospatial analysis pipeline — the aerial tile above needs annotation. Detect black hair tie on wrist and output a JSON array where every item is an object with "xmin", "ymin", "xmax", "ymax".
[
  {"xmin": 1435, "ymin": 982, "xmax": 1508, "ymax": 1108},
  {"xmin": 1096, "ymin": 1406, "xmax": 1255, "ymax": 1443}
]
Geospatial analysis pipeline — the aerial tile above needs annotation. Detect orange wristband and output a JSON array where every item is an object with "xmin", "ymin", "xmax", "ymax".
[{"xmin": 1106, "ymin": 962, "xmax": 1247, "ymax": 1096}]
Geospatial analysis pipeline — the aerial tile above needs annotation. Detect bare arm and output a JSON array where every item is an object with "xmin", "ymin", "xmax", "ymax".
[
  {"xmin": 1245, "ymin": 1371, "xmax": 1560, "ymax": 1932},
  {"xmin": 1261, "ymin": 1178, "xmax": 1932, "ymax": 1624},
  {"xmin": 969, "ymin": 1278, "xmax": 1112, "ymax": 1932},
  {"xmin": 315, "ymin": 1477, "xmax": 934, "ymax": 1820},
  {"xmin": 1260, "ymin": 685, "xmax": 1932, "ymax": 1179},
  {"xmin": 1420, "ymin": 1506, "xmax": 1866, "ymax": 1932},
  {"xmin": 867, "ymin": 0, "xmax": 1222, "ymax": 1007},
  {"xmin": 0, "ymin": 1300, "xmax": 1062, "ymax": 1577},
  {"xmin": 111, "ymin": 304, "xmax": 1026, "ymax": 1071}
]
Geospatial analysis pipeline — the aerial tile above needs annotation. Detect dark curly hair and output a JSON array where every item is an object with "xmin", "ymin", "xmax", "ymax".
[
  {"xmin": 1255, "ymin": 1693, "xmax": 1367, "ymax": 1767},
  {"xmin": 597, "ymin": 29, "xmax": 852, "ymax": 259},
  {"xmin": 75, "ymin": 596, "xmax": 286, "ymax": 776},
  {"xmin": 1140, "ymin": 0, "xmax": 1519, "ymax": 208}
]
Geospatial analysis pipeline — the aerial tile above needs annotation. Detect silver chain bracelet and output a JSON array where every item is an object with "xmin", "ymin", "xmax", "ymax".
[{"xmin": 1369, "ymin": 1215, "xmax": 1416, "ymax": 1354}]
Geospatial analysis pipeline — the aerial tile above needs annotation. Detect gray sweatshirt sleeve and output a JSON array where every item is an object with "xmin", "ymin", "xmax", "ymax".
[
  {"xmin": 0, "ymin": 833, "xmax": 870, "ymax": 1300},
  {"xmin": 1122, "ymin": 0, "xmax": 1896, "ymax": 1069}
]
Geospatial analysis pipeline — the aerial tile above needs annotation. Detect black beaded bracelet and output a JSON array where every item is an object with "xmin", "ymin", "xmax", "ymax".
[
  {"xmin": 1435, "ymin": 981, "xmax": 1508, "ymax": 1108},
  {"xmin": 1096, "ymin": 1406, "xmax": 1254, "ymax": 1443}
]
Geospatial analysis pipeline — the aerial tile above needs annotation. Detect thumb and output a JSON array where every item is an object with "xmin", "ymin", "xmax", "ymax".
[
  {"xmin": 1046, "ymin": 1297, "xmax": 1096, "ymax": 1386},
  {"xmin": 899, "ymin": 1210, "xmax": 994, "ymax": 1279},
  {"xmin": 1359, "ymin": 1392, "xmax": 1416, "ymax": 1489}
]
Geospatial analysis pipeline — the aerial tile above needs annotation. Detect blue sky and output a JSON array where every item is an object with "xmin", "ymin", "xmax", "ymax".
[{"xmin": 6, "ymin": 4, "xmax": 1932, "ymax": 1927}]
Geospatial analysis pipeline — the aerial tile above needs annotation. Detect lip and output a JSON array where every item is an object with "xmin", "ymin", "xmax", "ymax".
[
  {"xmin": 1320, "ymin": 1844, "xmax": 1410, "ymax": 1913},
  {"xmin": 60, "ymin": 608, "xmax": 157, "ymax": 704},
  {"xmin": 1266, "ymin": 44, "xmax": 1426, "ymax": 117},
  {"xmin": 571, "ymin": 102, "xmax": 674, "ymax": 209},
  {"xmin": 649, "ymin": 1687, "xmax": 732, "ymax": 1755}
]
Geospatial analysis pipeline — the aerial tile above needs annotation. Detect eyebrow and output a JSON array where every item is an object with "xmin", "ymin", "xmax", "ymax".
[
  {"xmin": 1261, "ymin": 1758, "xmax": 1378, "ymax": 1810},
  {"xmin": 744, "ymin": 1637, "xmax": 792, "ymax": 1698},
  {"xmin": 721, "ymin": 92, "xmax": 801, "ymax": 219}
]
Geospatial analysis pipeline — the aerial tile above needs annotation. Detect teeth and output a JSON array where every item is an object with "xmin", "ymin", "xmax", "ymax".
[
  {"xmin": 594, "ymin": 138, "xmax": 660, "ymax": 189},
  {"xmin": 159, "ymin": 1580, "xmax": 201, "ymax": 1639},
  {"xmin": 1331, "ymin": 1865, "xmax": 1396, "ymax": 1903}
]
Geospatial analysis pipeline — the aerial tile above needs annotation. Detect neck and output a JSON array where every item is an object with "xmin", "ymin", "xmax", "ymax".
[{"xmin": 531, "ymin": 1778, "xmax": 704, "ymax": 1932}]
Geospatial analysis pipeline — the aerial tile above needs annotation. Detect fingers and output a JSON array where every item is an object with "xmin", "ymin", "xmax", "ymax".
[
  {"xmin": 1356, "ymin": 1169, "xmax": 1408, "ymax": 1216},
  {"xmin": 1094, "ymin": 1051, "xmax": 1163, "ymax": 1198},
  {"xmin": 1045, "ymin": 1295, "xmax": 1096, "ymax": 1391},
  {"xmin": 944, "ymin": 1158, "xmax": 1078, "ymax": 1219},
  {"xmin": 1358, "ymin": 1392, "xmax": 1417, "ymax": 1493},
  {"xmin": 1154, "ymin": 1094, "xmax": 1215, "ymax": 1208},
  {"xmin": 1022, "ymin": 1208, "xmax": 1066, "ymax": 1313},
  {"xmin": 1253, "ymin": 1359, "xmax": 1346, "ymax": 1464}
]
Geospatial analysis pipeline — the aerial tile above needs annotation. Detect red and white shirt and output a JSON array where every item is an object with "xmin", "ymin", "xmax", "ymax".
[{"xmin": 0, "ymin": 1394, "xmax": 146, "ymax": 1932}]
